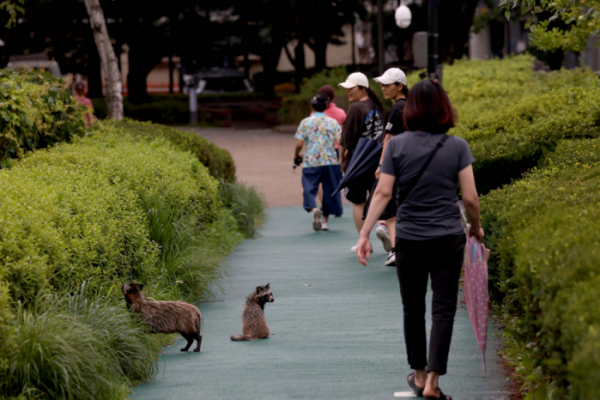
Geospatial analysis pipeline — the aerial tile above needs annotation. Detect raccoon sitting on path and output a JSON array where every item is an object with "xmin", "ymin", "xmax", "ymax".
[
  {"xmin": 121, "ymin": 283, "xmax": 203, "ymax": 352},
  {"xmin": 231, "ymin": 283, "xmax": 274, "ymax": 341}
]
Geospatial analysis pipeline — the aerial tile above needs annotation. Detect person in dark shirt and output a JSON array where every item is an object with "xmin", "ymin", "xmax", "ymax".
[
  {"xmin": 357, "ymin": 79, "xmax": 484, "ymax": 400},
  {"xmin": 369, "ymin": 68, "xmax": 409, "ymax": 266},
  {"xmin": 337, "ymin": 72, "xmax": 384, "ymax": 253}
]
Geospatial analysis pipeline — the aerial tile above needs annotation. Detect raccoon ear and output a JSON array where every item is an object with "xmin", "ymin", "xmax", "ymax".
[
  {"xmin": 266, "ymin": 283, "xmax": 270, "ymax": 289},
  {"xmin": 256, "ymin": 286, "xmax": 263, "ymax": 294},
  {"xmin": 132, "ymin": 283, "xmax": 144, "ymax": 291},
  {"xmin": 138, "ymin": 284, "xmax": 145, "ymax": 291}
]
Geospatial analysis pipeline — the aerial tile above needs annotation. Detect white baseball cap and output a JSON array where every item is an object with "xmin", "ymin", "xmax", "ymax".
[
  {"xmin": 374, "ymin": 68, "xmax": 407, "ymax": 86},
  {"xmin": 338, "ymin": 72, "xmax": 369, "ymax": 89}
]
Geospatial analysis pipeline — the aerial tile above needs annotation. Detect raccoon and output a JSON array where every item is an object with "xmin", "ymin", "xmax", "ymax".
[
  {"xmin": 231, "ymin": 283, "xmax": 274, "ymax": 341},
  {"xmin": 121, "ymin": 283, "xmax": 202, "ymax": 352}
]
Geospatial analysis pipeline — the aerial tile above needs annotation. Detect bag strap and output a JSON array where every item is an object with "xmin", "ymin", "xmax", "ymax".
[{"xmin": 398, "ymin": 134, "xmax": 450, "ymax": 205}]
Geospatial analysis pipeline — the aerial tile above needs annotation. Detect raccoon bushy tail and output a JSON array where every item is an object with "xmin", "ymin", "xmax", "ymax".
[{"xmin": 230, "ymin": 334, "xmax": 252, "ymax": 341}]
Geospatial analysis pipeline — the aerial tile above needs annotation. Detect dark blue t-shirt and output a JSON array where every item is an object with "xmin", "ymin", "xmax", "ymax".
[{"xmin": 380, "ymin": 131, "xmax": 475, "ymax": 240}]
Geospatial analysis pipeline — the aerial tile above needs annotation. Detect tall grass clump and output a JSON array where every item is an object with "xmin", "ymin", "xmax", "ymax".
[
  {"xmin": 0, "ymin": 282, "xmax": 162, "ymax": 400},
  {"xmin": 219, "ymin": 179, "xmax": 266, "ymax": 238}
]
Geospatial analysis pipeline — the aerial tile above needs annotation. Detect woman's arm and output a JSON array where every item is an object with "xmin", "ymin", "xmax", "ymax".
[
  {"xmin": 458, "ymin": 165, "xmax": 484, "ymax": 241},
  {"xmin": 375, "ymin": 134, "xmax": 393, "ymax": 179},
  {"xmin": 356, "ymin": 172, "xmax": 395, "ymax": 265}
]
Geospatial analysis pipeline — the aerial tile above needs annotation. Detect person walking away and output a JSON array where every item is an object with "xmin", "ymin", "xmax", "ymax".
[
  {"xmin": 74, "ymin": 81, "xmax": 95, "ymax": 127},
  {"xmin": 371, "ymin": 68, "xmax": 409, "ymax": 266},
  {"xmin": 294, "ymin": 92, "xmax": 343, "ymax": 231},
  {"xmin": 337, "ymin": 72, "xmax": 384, "ymax": 252},
  {"xmin": 311, "ymin": 85, "xmax": 346, "ymax": 212},
  {"xmin": 356, "ymin": 79, "xmax": 485, "ymax": 400}
]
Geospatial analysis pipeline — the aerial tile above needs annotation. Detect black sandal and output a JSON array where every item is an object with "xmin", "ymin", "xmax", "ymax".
[
  {"xmin": 407, "ymin": 373, "xmax": 424, "ymax": 397},
  {"xmin": 425, "ymin": 388, "xmax": 452, "ymax": 400}
]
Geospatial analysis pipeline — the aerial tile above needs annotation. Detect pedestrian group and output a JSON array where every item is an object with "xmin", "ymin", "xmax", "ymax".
[{"xmin": 293, "ymin": 69, "xmax": 485, "ymax": 400}]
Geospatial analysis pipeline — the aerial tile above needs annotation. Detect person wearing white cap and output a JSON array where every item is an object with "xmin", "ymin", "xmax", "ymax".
[
  {"xmin": 364, "ymin": 68, "xmax": 409, "ymax": 267},
  {"xmin": 337, "ymin": 72, "xmax": 384, "ymax": 253}
]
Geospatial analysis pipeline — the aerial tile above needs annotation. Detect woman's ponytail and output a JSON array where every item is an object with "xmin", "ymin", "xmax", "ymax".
[{"xmin": 365, "ymin": 87, "xmax": 384, "ymax": 112}]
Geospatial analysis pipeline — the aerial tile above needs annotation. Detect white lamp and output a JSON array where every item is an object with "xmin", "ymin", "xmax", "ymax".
[{"xmin": 395, "ymin": 4, "xmax": 412, "ymax": 29}]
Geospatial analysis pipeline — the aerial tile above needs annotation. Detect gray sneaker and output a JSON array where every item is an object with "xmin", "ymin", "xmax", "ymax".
[
  {"xmin": 312, "ymin": 209, "xmax": 323, "ymax": 231},
  {"xmin": 376, "ymin": 224, "xmax": 393, "ymax": 252}
]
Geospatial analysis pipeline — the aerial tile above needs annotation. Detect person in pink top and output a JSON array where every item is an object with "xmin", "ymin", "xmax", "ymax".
[
  {"xmin": 74, "ymin": 82, "xmax": 95, "ymax": 127},
  {"xmin": 311, "ymin": 85, "xmax": 346, "ymax": 151}
]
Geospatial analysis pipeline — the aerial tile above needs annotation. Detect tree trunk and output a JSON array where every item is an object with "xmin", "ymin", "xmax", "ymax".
[
  {"xmin": 313, "ymin": 38, "xmax": 328, "ymax": 72},
  {"xmin": 83, "ymin": 0, "xmax": 123, "ymax": 120}
]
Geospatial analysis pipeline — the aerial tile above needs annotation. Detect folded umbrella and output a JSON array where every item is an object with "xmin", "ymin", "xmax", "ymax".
[
  {"xmin": 333, "ymin": 137, "xmax": 382, "ymax": 195},
  {"xmin": 464, "ymin": 235, "xmax": 491, "ymax": 372}
]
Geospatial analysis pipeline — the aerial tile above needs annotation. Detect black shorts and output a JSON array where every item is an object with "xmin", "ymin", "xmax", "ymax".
[
  {"xmin": 362, "ymin": 179, "xmax": 398, "ymax": 220},
  {"xmin": 343, "ymin": 173, "xmax": 376, "ymax": 205}
]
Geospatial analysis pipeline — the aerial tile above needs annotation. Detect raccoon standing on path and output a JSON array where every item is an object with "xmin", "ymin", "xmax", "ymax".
[
  {"xmin": 231, "ymin": 284, "xmax": 274, "ymax": 341},
  {"xmin": 121, "ymin": 283, "xmax": 203, "ymax": 352}
]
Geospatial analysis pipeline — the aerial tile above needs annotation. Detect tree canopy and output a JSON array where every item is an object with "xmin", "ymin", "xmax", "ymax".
[{"xmin": 501, "ymin": 0, "xmax": 600, "ymax": 52}]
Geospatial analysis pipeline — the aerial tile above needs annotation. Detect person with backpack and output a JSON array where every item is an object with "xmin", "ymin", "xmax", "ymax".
[
  {"xmin": 337, "ymin": 72, "xmax": 384, "ymax": 253},
  {"xmin": 356, "ymin": 79, "xmax": 484, "ymax": 400}
]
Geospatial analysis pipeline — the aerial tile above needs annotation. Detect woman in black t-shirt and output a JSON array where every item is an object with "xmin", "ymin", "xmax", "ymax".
[
  {"xmin": 369, "ymin": 68, "xmax": 409, "ymax": 267},
  {"xmin": 337, "ymin": 72, "xmax": 384, "ymax": 253}
]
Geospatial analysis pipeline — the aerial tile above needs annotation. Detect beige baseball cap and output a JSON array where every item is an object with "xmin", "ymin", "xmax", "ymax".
[
  {"xmin": 374, "ymin": 68, "xmax": 407, "ymax": 85},
  {"xmin": 338, "ymin": 72, "xmax": 369, "ymax": 89}
]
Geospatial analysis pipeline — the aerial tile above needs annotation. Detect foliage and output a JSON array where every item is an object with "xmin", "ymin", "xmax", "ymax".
[
  {"xmin": 218, "ymin": 179, "xmax": 266, "ymax": 238},
  {"xmin": 103, "ymin": 118, "xmax": 236, "ymax": 182},
  {"xmin": 0, "ymin": 282, "xmax": 163, "ymax": 400},
  {"xmin": 480, "ymin": 139, "xmax": 600, "ymax": 399},
  {"xmin": 501, "ymin": 0, "xmax": 600, "ymax": 52},
  {"xmin": 452, "ymin": 72, "xmax": 600, "ymax": 193},
  {"xmin": 0, "ymin": 68, "xmax": 85, "ymax": 164}
]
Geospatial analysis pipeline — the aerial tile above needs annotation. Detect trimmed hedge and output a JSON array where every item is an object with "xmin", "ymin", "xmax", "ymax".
[
  {"xmin": 103, "ymin": 119, "xmax": 236, "ymax": 182},
  {"xmin": 481, "ymin": 139, "xmax": 600, "ymax": 398},
  {"xmin": 0, "ymin": 68, "xmax": 85, "ymax": 165},
  {"xmin": 453, "ymin": 81, "xmax": 600, "ymax": 194}
]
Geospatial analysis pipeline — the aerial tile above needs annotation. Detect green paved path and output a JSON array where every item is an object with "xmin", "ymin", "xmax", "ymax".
[{"xmin": 131, "ymin": 206, "xmax": 510, "ymax": 400}]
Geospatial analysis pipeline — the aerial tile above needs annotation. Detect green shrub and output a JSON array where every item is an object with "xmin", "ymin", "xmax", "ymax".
[
  {"xmin": 102, "ymin": 119, "xmax": 236, "ymax": 182},
  {"xmin": 480, "ymin": 139, "xmax": 600, "ymax": 398},
  {"xmin": 0, "ymin": 68, "xmax": 85, "ymax": 164},
  {"xmin": 452, "ymin": 76, "xmax": 600, "ymax": 194}
]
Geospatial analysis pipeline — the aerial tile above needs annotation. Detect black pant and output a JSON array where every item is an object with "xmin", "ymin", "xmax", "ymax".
[{"xmin": 395, "ymin": 234, "xmax": 466, "ymax": 376}]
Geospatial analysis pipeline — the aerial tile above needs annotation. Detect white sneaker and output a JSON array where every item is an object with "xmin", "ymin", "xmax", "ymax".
[
  {"xmin": 385, "ymin": 251, "xmax": 396, "ymax": 267},
  {"xmin": 312, "ymin": 209, "xmax": 322, "ymax": 231},
  {"xmin": 321, "ymin": 220, "xmax": 329, "ymax": 231},
  {"xmin": 376, "ymin": 224, "xmax": 393, "ymax": 253},
  {"xmin": 350, "ymin": 242, "xmax": 373, "ymax": 253}
]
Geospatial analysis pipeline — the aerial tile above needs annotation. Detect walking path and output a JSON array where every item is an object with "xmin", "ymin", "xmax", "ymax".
[{"xmin": 131, "ymin": 204, "xmax": 511, "ymax": 400}]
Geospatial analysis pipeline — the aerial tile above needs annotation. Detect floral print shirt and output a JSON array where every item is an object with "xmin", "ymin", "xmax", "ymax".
[{"xmin": 295, "ymin": 112, "xmax": 341, "ymax": 168}]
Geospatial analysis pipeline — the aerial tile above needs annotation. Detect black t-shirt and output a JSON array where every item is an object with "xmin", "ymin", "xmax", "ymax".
[
  {"xmin": 340, "ymin": 98, "xmax": 383, "ymax": 171},
  {"xmin": 385, "ymin": 98, "xmax": 407, "ymax": 136}
]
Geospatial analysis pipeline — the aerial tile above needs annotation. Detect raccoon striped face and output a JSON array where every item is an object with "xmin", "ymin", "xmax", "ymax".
[{"xmin": 256, "ymin": 283, "xmax": 274, "ymax": 303}]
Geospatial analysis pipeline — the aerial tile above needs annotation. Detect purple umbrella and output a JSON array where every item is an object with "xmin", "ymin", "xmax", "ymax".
[{"xmin": 464, "ymin": 236, "xmax": 490, "ymax": 372}]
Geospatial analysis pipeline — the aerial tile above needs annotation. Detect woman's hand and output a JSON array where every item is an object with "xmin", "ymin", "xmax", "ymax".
[
  {"xmin": 356, "ymin": 236, "xmax": 372, "ymax": 266},
  {"xmin": 468, "ymin": 225, "xmax": 485, "ymax": 242},
  {"xmin": 375, "ymin": 166, "xmax": 381, "ymax": 180}
]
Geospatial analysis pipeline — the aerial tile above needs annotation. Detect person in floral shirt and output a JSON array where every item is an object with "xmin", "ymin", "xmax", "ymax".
[{"xmin": 294, "ymin": 92, "xmax": 343, "ymax": 231}]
